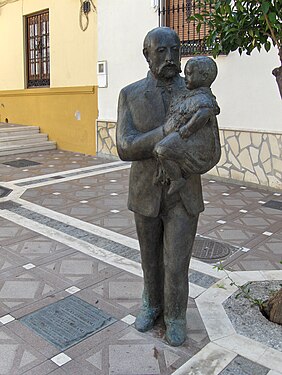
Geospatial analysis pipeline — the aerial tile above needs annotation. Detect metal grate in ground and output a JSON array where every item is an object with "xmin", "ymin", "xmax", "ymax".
[
  {"xmin": 3, "ymin": 159, "xmax": 41, "ymax": 168},
  {"xmin": 263, "ymin": 200, "xmax": 282, "ymax": 211},
  {"xmin": 20, "ymin": 295, "xmax": 116, "ymax": 351},
  {"xmin": 0, "ymin": 186, "xmax": 12, "ymax": 198}
]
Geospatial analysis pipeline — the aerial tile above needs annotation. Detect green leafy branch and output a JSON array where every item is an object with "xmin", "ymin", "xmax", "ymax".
[
  {"xmin": 190, "ymin": 0, "xmax": 282, "ymax": 58},
  {"xmin": 214, "ymin": 262, "xmax": 265, "ymax": 309}
]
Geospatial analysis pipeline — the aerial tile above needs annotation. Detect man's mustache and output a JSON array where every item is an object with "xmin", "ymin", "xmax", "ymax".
[{"xmin": 157, "ymin": 62, "xmax": 181, "ymax": 74}]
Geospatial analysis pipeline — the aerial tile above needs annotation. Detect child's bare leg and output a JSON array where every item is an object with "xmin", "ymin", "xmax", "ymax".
[
  {"xmin": 158, "ymin": 157, "xmax": 186, "ymax": 195},
  {"xmin": 154, "ymin": 136, "xmax": 186, "ymax": 194},
  {"xmin": 159, "ymin": 159, "xmax": 181, "ymax": 180}
]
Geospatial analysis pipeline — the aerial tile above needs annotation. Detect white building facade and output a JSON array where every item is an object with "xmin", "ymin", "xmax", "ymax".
[{"xmin": 97, "ymin": 0, "xmax": 282, "ymax": 191}]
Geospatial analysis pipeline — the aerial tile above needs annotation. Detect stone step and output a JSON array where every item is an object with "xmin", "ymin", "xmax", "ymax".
[
  {"xmin": 0, "ymin": 126, "xmax": 40, "ymax": 138},
  {"xmin": 0, "ymin": 123, "xmax": 56, "ymax": 156},
  {"xmin": 0, "ymin": 133, "xmax": 48, "ymax": 146},
  {"xmin": 0, "ymin": 141, "xmax": 56, "ymax": 156},
  {"xmin": 0, "ymin": 122, "xmax": 38, "ymax": 129}
]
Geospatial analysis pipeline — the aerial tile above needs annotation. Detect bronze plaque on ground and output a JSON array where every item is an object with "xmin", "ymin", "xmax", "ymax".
[{"xmin": 20, "ymin": 296, "xmax": 116, "ymax": 350}]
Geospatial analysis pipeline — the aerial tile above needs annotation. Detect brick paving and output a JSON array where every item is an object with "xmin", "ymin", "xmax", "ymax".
[{"xmin": 0, "ymin": 149, "xmax": 281, "ymax": 375}]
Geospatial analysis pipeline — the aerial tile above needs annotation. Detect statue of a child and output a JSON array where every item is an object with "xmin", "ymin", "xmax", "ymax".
[{"xmin": 154, "ymin": 56, "xmax": 221, "ymax": 194}]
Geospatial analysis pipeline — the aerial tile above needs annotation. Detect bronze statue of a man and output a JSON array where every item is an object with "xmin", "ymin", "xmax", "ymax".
[{"xmin": 116, "ymin": 27, "xmax": 206, "ymax": 346}]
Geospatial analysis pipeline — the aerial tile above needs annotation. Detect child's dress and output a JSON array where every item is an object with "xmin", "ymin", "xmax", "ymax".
[{"xmin": 156, "ymin": 87, "xmax": 221, "ymax": 178}]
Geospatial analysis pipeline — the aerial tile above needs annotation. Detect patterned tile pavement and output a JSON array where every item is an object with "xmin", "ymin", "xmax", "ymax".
[{"xmin": 0, "ymin": 149, "xmax": 281, "ymax": 374}]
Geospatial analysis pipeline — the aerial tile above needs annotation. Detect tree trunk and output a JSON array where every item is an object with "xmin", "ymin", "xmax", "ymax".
[
  {"xmin": 262, "ymin": 287, "xmax": 282, "ymax": 325},
  {"xmin": 272, "ymin": 47, "xmax": 282, "ymax": 99}
]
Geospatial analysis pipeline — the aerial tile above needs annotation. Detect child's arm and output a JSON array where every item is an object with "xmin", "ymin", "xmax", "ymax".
[{"xmin": 178, "ymin": 107, "xmax": 213, "ymax": 139}]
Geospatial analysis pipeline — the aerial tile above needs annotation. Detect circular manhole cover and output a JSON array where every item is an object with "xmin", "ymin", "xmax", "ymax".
[{"xmin": 192, "ymin": 237, "xmax": 232, "ymax": 261}]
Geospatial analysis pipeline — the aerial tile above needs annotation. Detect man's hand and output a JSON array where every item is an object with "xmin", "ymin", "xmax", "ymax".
[
  {"xmin": 179, "ymin": 125, "xmax": 192, "ymax": 139},
  {"xmin": 163, "ymin": 118, "xmax": 176, "ymax": 136}
]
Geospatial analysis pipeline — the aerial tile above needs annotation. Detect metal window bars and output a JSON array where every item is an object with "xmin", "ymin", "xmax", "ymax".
[
  {"xmin": 159, "ymin": 0, "xmax": 212, "ymax": 56},
  {"xmin": 26, "ymin": 11, "xmax": 50, "ymax": 87}
]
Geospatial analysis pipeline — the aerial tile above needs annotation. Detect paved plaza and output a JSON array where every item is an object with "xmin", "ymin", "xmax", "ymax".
[{"xmin": 0, "ymin": 149, "xmax": 281, "ymax": 375}]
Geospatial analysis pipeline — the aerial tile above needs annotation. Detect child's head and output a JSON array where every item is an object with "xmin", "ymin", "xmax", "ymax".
[{"xmin": 184, "ymin": 56, "xmax": 218, "ymax": 90}]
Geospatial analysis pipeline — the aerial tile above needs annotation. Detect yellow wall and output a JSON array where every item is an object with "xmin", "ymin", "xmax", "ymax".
[
  {"xmin": 0, "ymin": 0, "xmax": 97, "ymax": 89},
  {"xmin": 0, "ymin": 0, "xmax": 98, "ymax": 154},
  {"xmin": 0, "ymin": 86, "xmax": 98, "ymax": 154},
  {"xmin": 0, "ymin": 2, "xmax": 24, "ymax": 89},
  {"xmin": 49, "ymin": 1, "xmax": 97, "ymax": 87}
]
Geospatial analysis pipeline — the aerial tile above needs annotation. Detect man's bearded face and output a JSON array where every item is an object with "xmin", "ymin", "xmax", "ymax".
[{"xmin": 147, "ymin": 34, "xmax": 181, "ymax": 80}]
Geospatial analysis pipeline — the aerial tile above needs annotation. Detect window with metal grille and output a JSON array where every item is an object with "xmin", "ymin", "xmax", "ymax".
[
  {"xmin": 26, "ymin": 10, "xmax": 50, "ymax": 88},
  {"xmin": 159, "ymin": 0, "xmax": 212, "ymax": 56}
]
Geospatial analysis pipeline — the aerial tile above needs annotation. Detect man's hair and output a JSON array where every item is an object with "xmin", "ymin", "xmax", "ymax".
[
  {"xmin": 143, "ymin": 27, "xmax": 180, "ymax": 51},
  {"xmin": 185, "ymin": 56, "xmax": 218, "ymax": 86}
]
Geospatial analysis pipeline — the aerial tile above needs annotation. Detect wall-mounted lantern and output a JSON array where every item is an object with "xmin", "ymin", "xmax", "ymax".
[
  {"xmin": 79, "ymin": 0, "xmax": 96, "ymax": 31},
  {"xmin": 82, "ymin": 0, "xmax": 91, "ymax": 14}
]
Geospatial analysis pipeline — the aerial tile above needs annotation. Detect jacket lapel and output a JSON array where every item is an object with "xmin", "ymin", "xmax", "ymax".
[{"xmin": 144, "ymin": 73, "xmax": 166, "ymax": 127}]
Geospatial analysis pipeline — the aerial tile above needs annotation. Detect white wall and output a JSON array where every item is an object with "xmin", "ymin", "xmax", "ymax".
[
  {"xmin": 97, "ymin": 0, "xmax": 159, "ymax": 121},
  {"xmin": 183, "ymin": 49, "xmax": 282, "ymax": 133},
  {"xmin": 98, "ymin": 1, "xmax": 282, "ymax": 132}
]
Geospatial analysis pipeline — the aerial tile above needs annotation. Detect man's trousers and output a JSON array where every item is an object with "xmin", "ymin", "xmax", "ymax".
[{"xmin": 134, "ymin": 189, "xmax": 199, "ymax": 322}]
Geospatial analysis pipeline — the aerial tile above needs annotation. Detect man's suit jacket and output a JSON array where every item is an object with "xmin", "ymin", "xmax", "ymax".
[{"xmin": 117, "ymin": 71, "xmax": 204, "ymax": 218}]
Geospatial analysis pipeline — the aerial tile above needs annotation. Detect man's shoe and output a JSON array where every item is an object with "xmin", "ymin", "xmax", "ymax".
[
  {"xmin": 135, "ymin": 307, "xmax": 161, "ymax": 332},
  {"xmin": 165, "ymin": 319, "xmax": 186, "ymax": 346}
]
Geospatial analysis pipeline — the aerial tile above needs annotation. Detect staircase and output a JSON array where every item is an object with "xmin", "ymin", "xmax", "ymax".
[{"xmin": 0, "ymin": 123, "xmax": 56, "ymax": 156}]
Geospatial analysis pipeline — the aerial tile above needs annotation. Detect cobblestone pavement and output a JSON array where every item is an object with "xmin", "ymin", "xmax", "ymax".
[{"xmin": 0, "ymin": 150, "xmax": 281, "ymax": 375}]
